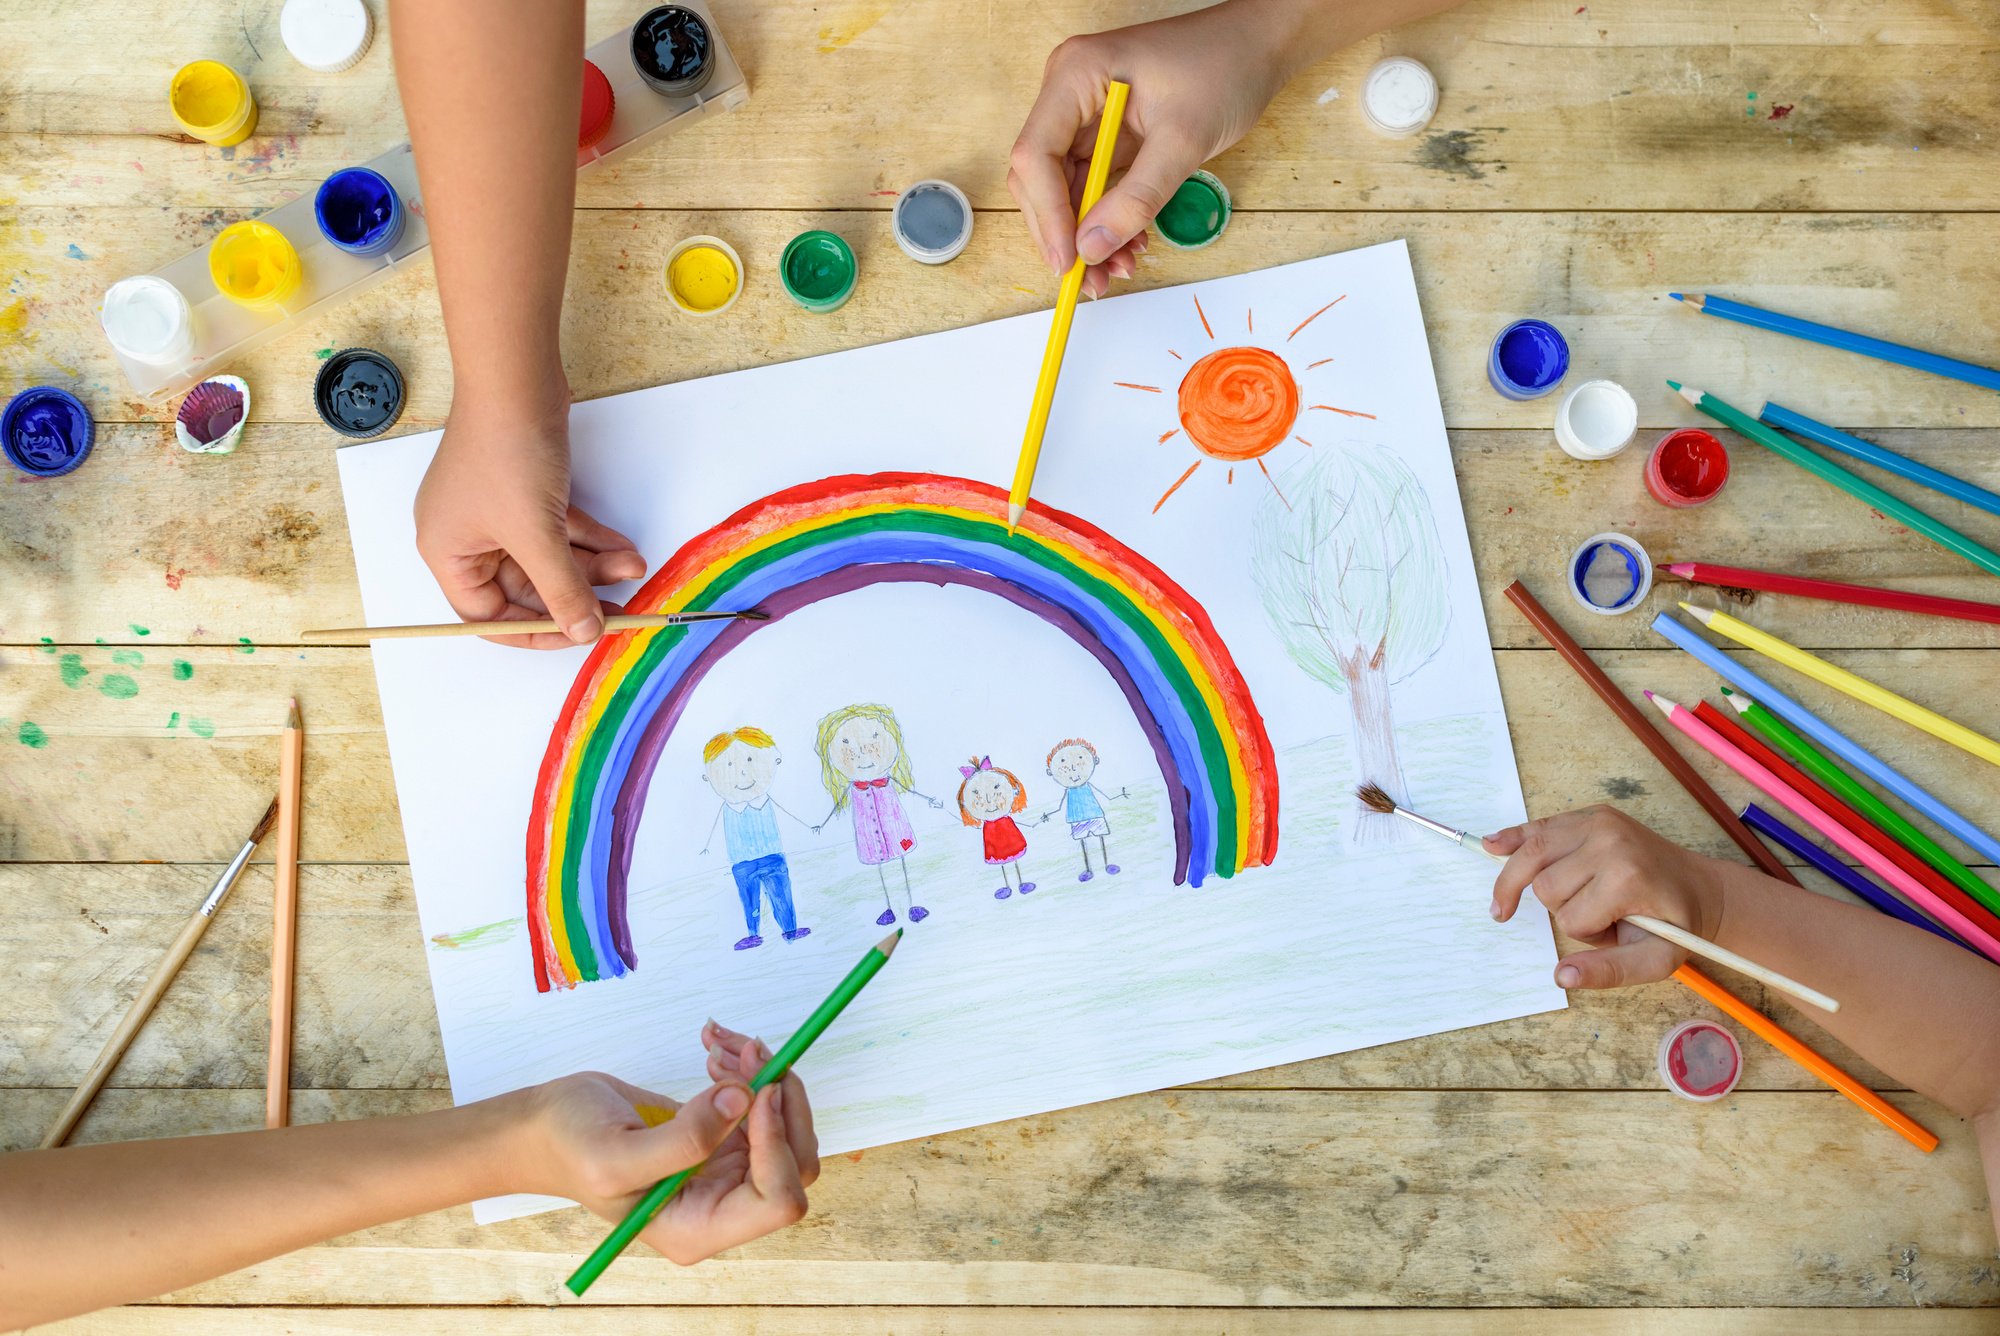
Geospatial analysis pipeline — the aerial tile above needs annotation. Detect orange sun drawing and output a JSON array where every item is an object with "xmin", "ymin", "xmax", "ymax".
[{"xmin": 1118, "ymin": 291, "xmax": 1377, "ymax": 513}]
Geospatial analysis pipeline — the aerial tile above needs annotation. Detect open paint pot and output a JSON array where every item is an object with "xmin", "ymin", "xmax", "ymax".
[
  {"xmin": 313, "ymin": 347, "xmax": 405, "ymax": 438},
  {"xmin": 1361, "ymin": 56, "xmax": 1438, "ymax": 137},
  {"xmin": 314, "ymin": 166, "xmax": 405, "ymax": 256},
  {"xmin": 101, "ymin": 275, "xmax": 196, "ymax": 366},
  {"xmin": 1568, "ymin": 531, "xmax": 1653, "ymax": 616},
  {"xmin": 209, "ymin": 221, "xmax": 303, "ymax": 310},
  {"xmin": 1488, "ymin": 318, "xmax": 1569, "ymax": 400},
  {"xmin": 169, "ymin": 60, "xmax": 258, "ymax": 146},
  {"xmin": 1554, "ymin": 378, "xmax": 1638, "ymax": 460},
  {"xmin": 630, "ymin": 5, "xmax": 714, "ymax": 97},
  {"xmin": 1657, "ymin": 1020, "xmax": 1742, "ymax": 1102},
  {"xmin": 1155, "ymin": 170, "xmax": 1231, "ymax": 250},
  {"xmin": 3, "ymin": 386, "xmax": 95, "ymax": 478},
  {"xmin": 892, "ymin": 180, "xmax": 973, "ymax": 265},
  {"xmin": 663, "ymin": 235, "xmax": 742, "ymax": 316},
  {"xmin": 579, "ymin": 59, "xmax": 617, "ymax": 149},
  {"xmin": 1646, "ymin": 428, "xmax": 1730, "ymax": 508},
  {"xmin": 780, "ymin": 230, "xmax": 857, "ymax": 312}
]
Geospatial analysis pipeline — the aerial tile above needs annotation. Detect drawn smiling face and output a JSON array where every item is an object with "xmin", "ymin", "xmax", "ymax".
[
  {"xmin": 704, "ymin": 740, "xmax": 777, "ymax": 802},
  {"xmin": 830, "ymin": 717, "xmax": 897, "ymax": 781},
  {"xmin": 1048, "ymin": 743, "xmax": 1097, "ymax": 788},
  {"xmin": 962, "ymin": 770, "xmax": 1015, "ymax": 821}
]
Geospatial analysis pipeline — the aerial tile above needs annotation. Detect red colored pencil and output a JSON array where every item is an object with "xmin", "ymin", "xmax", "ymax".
[
  {"xmin": 1665, "ymin": 561, "xmax": 2000, "ymax": 626},
  {"xmin": 1694, "ymin": 700, "xmax": 2000, "ymax": 944}
]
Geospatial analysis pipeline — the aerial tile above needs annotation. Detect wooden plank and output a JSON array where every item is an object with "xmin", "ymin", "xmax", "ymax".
[
  {"xmin": 3, "ymin": 1, "xmax": 1996, "ymax": 212},
  {"xmin": 3, "ymin": 1088, "xmax": 1984, "ymax": 1308},
  {"xmin": 10, "ymin": 210, "xmax": 2000, "ymax": 431}
]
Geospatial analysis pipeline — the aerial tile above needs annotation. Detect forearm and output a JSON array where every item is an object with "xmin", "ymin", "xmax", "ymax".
[
  {"xmin": 0, "ymin": 1093, "xmax": 528, "ymax": 1329},
  {"xmin": 390, "ymin": 0, "xmax": 583, "ymax": 411},
  {"xmin": 1226, "ymin": 0, "xmax": 1466, "ymax": 85}
]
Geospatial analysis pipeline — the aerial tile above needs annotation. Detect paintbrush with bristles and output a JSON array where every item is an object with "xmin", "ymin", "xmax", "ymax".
[{"xmin": 1355, "ymin": 782, "xmax": 1840, "ymax": 1013}]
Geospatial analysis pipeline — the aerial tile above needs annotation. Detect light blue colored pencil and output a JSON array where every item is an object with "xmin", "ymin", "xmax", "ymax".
[
  {"xmin": 1761, "ymin": 401, "xmax": 2000, "ymax": 521},
  {"xmin": 1672, "ymin": 293, "xmax": 2000, "ymax": 392}
]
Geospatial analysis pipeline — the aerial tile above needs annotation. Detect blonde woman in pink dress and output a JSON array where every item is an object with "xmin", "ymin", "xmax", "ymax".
[{"xmin": 812, "ymin": 703, "xmax": 943, "ymax": 926}]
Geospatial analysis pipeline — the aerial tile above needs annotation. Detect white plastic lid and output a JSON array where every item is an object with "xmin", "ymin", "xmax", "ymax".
[
  {"xmin": 281, "ymin": 0, "xmax": 374, "ymax": 73},
  {"xmin": 892, "ymin": 180, "xmax": 974, "ymax": 265},
  {"xmin": 1362, "ymin": 57, "xmax": 1439, "ymax": 137},
  {"xmin": 1554, "ymin": 378, "xmax": 1638, "ymax": 460}
]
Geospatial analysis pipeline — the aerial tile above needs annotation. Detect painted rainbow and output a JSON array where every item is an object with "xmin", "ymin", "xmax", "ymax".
[{"xmin": 525, "ymin": 473, "xmax": 1278, "ymax": 990}]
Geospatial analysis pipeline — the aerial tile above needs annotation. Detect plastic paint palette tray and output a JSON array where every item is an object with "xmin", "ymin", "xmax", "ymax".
[{"xmin": 106, "ymin": 0, "xmax": 747, "ymax": 401}]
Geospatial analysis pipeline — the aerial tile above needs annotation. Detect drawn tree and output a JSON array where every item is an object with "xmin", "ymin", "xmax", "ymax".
[{"xmin": 1252, "ymin": 443, "xmax": 1450, "ymax": 842}]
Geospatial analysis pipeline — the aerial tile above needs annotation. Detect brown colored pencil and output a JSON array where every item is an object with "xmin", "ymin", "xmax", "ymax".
[{"xmin": 267, "ymin": 699, "xmax": 303, "ymax": 1128}]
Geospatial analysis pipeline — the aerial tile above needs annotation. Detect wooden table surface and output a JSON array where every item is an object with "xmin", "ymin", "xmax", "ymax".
[{"xmin": 5, "ymin": 0, "xmax": 1999, "ymax": 1329}]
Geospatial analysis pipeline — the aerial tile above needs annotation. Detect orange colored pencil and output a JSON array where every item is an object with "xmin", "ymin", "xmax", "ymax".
[{"xmin": 267, "ymin": 698, "xmax": 303, "ymax": 1128}]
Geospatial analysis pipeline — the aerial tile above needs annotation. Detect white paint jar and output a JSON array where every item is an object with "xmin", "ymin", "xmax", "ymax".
[
  {"xmin": 100, "ymin": 275, "xmax": 196, "ymax": 366},
  {"xmin": 1361, "ymin": 57, "xmax": 1439, "ymax": 137},
  {"xmin": 1554, "ymin": 378, "xmax": 1639, "ymax": 460}
]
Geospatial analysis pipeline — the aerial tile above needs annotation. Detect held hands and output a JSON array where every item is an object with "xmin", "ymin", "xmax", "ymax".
[
  {"xmin": 1485, "ymin": 807, "xmax": 1728, "ymax": 993},
  {"xmin": 1009, "ymin": 5, "xmax": 1296, "ymax": 298},
  {"xmin": 510, "ymin": 1020, "xmax": 817, "ymax": 1264}
]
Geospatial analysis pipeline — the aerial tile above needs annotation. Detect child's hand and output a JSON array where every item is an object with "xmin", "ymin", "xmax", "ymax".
[
  {"xmin": 511, "ymin": 1022, "xmax": 816, "ymax": 1265},
  {"xmin": 1486, "ymin": 807, "xmax": 1728, "ymax": 992},
  {"xmin": 1008, "ymin": 5, "xmax": 1294, "ymax": 297}
]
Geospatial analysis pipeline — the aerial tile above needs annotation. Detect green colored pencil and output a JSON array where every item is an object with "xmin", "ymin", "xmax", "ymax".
[
  {"xmin": 1723, "ymin": 688, "xmax": 2000, "ymax": 918},
  {"xmin": 1668, "ymin": 382, "xmax": 2000, "ymax": 580},
  {"xmin": 565, "ymin": 929, "xmax": 902, "ymax": 1296}
]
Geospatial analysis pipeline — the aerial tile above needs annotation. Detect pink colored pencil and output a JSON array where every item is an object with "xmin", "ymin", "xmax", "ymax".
[{"xmin": 1646, "ymin": 691, "xmax": 2000, "ymax": 965}]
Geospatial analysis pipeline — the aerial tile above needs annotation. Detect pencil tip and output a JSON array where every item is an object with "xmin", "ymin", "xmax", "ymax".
[
  {"xmin": 1668, "ymin": 292, "xmax": 1683, "ymax": 301},
  {"xmin": 1681, "ymin": 602, "xmax": 1715, "ymax": 624},
  {"xmin": 1723, "ymin": 691, "xmax": 1752, "ymax": 714},
  {"xmin": 877, "ymin": 928, "xmax": 903, "ymax": 956},
  {"xmin": 285, "ymin": 698, "xmax": 300, "ymax": 729},
  {"xmin": 1644, "ymin": 691, "xmax": 1678, "ymax": 717},
  {"xmin": 1664, "ymin": 379, "xmax": 1681, "ymax": 391}
]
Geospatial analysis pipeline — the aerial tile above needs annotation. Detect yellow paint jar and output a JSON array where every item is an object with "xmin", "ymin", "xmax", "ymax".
[
  {"xmin": 208, "ymin": 221, "xmax": 303, "ymax": 310},
  {"xmin": 663, "ymin": 235, "xmax": 742, "ymax": 317},
  {"xmin": 170, "ymin": 60, "xmax": 258, "ymax": 147}
]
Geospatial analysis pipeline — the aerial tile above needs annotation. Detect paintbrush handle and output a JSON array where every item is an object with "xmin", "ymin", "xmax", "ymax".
[{"xmin": 300, "ymin": 612, "xmax": 745, "ymax": 643}]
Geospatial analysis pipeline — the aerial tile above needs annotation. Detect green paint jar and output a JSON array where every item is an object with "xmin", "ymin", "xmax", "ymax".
[
  {"xmin": 1154, "ymin": 170, "xmax": 1231, "ymax": 250},
  {"xmin": 779, "ymin": 230, "xmax": 858, "ymax": 313}
]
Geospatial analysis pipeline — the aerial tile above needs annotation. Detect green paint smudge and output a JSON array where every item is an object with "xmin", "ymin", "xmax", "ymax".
[
  {"xmin": 173, "ymin": 659, "xmax": 194, "ymax": 680},
  {"xmin": 98, "ymin": 674, "xmax": 139, "ymax": 699},
  {"xmin": 430, "ymin": 918, "xmax": 521, "ymax": 950},
  {"xmin": 112, "ymin": 648, "xmax": 145, "ymax": 666},
  {"xmin": 168, "ymin": 711, "xmax": 180, "ymax": 730},
  {"xmin": 315, "ymin": 347, "xmax": 335, "ymax": 359},
  {"xmin": 188, "ymin": 717, "xmax": 215, "ymax": 738},
  {"xmin": 237, "ymin": 637, "xmax": 256, "ymax": 654},
  {"xmin": 17, "ymin": 721, "xmax": 48, "ymax": 748},
  {"xmin": 38, "ymin": 637, "xmax": 55, "ymax": 654},
  {"xmin": 129, "ymin": 623, "xmax": 151, "ymax": 636},
  {"xmin": 58, "ymin": 653, "xmax": 89, "ymax": 688}
]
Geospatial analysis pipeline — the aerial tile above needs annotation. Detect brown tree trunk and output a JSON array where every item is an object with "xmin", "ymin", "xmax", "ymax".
[{"xmin": 1339, "ymin": 638, "xmax": 1409, "ymax": 845}]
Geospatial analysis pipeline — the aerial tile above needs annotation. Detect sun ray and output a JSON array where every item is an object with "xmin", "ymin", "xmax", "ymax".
[
  {"xmin": 1309, "ymin": 403, "xmax": 1378, "ymax": 420},
  {"xmin": 1192, "ymin": 293, "xmax": 1214, "ymax": 341},
  {"xmin": 1295, "ymin": 434, "xmax": 1315, "ymax": 448},
  {"xmin": 1256, "ymin": 457, "xmax": 1292, "ymax": 509},
  {"xmin": 1246, "ymin": 308, "xmax": 1254, "ymax": 333},
  {"xmin": 1307, "ymin": 357, "xmax": 1335, "ymax": 369},
  {"xmin": 1114, "ymin": 382, "xmax": 1163, "ymax": 393},
  {"xmin": 1153, "ymin": 460, "xmax": 1203, "ymax": 513},
  {"xmin": 1227, "ymin": 468, "xmax": 1235, "ymax": 483},
  {"xmin": 1287, "ymin": 294, "xmax": 1347, "ymax": 342},
  {"xmin": 1158, "ymin": 427, "xmax": 1181, "ymax": 444},
  {"xmin": 1168, "ymin": 349, "xmax": 1183, "ymax": 360}
]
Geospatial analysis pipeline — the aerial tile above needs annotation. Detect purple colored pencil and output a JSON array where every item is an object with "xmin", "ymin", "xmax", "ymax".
[{"xmin": 1739, "ymin": 802, "xmax": 1968, "ymax": 950}]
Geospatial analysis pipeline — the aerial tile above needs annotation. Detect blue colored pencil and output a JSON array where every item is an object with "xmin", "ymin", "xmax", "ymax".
[
  {"xmin": 1672, "ymin": 293, "xmax": 2000, "ymax": 392},
  {"xmin": 1738, "ymin": 802, "xmax": 1966, "ymax": 949},
  {"xmin": 1650, "ymin": 611, "xmax": 2000, "ymax": 866},
  {"xmin": 1761, "ymin": 401, "xmax": 2000, "ymax": 521}
]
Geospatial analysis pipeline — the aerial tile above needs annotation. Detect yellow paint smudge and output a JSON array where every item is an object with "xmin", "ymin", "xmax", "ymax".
[
  {"xmin": 817, "ymin": 2, "xmax": 889, "ymax": 52},
  {"xmin": 635, "ymin": 1103, "xmax": 676, "ymax": 1127}
]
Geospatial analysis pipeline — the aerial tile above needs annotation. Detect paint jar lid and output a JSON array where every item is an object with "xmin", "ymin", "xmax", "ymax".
[
  {"xmin": 631, "ymin": 5, "xmax": 715, "ymax": 97},
  {"xmin": 780, "ymin": 230, "xmax": 858, "ymax": 313},
  {"xmin": 280, "ymin": 0, "xmax": 374, "ymax": 73},
  {"xmin": 1487, "ymin": 318, "xmax": 1569, "ymax": 400},
  {"xmin": 1568, "ymin": 531, "xmax": 1653, "ymax": 616},
  {"xmin": 1155, "ymin": 170, "xmax": 1231, "ymax": 250},
  {"xmin": 2, "ymin": 386, "xmax": 95, "ymax": 478},
  {"xmin": 101, "ymin": 274, "xmax": 197, "ymax": 366},
  {"xmin": 892, "ymin": 180, "xmax": 974, "ymax": 265},
  {"xmin": 1361, "ymin": 56, "xmax": 1438, "ymax": 137},
  {"xmin": 663, "ymin": 235, "xmax": 743, "ymax": 317},
  {"xmin": 1554, "ymin": 378, "xmax": 1638, "ymax": 460},
  {"xmin": 580, "ymin": 60, "xmax": 617, "ymax": 149},
  {"xmin": 1657, "ymin": 1020, "xmax": 1742, "ymax": 1102},
  {"xmin": 1645, "ymin": 428, "xmax": 1730, "ymax": 508},
  {"xmin": 313, "ymin": 347, "xmax": 405, "ymax": 438}
]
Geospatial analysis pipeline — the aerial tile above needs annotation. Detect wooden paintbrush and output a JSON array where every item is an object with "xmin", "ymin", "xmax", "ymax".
[
  {"xmin": 300, "ymin": 609, "xmax": 769, "ymax": 643},
  {"xmin": 1354, "ymin": 783, "xmax": 1840, "ymax": 1013}
]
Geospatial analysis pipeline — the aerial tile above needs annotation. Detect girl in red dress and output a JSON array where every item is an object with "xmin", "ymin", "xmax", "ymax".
[{"xmin": 957, "ymin": 757, "xmax": 1036, "ymax": 900}]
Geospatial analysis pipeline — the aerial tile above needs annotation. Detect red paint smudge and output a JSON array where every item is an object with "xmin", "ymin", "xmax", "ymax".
[
  {"xmin": 1574, "ymin": 4, "xmax": 1586, "ymax": 11},
  {"xmin": 164, "ymin": 566, "xmax": 187, "ymax": 591},
  {"xmin": 1769, "ymin": 104, "xmax": 1794, "ymax": 120},
  {"xmin": 845, "ymin": 1150, "xmax": 865, "ymax": 1162},
  {"xmin": 870, "ymin": 190, "xmax": 898, "ymax": 197},
  {"xmin": 1504, "ymin": 506, "xmax": 1514, "ymax": 515}
]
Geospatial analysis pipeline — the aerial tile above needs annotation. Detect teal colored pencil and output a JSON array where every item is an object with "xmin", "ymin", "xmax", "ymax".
[
  {"xmin": 1669, "ymin": 382, "xmax": 2000, "ymax": 580},
  {"xmin": 565, "ymin": 929, "xmax": 902, "ymax": 1296}
]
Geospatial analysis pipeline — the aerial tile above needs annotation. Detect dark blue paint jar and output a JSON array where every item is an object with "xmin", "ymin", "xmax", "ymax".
[
  {"xmin": 2, "ymin": 386, "xmax": 94, "ymax": 477},
  {"xmin": 1488, "ymin": 318, "xmax": 1570, "ymax": 400},
  {"xmin": 315, "ymin": 167, "xmax": 406, "ymax": 256}
]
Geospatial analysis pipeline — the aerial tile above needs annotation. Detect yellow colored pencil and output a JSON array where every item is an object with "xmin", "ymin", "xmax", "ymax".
[
  {"xmin": 1682, "ymin": 602, "xmax": 2000, "ymax": 769},
  {"xmin": 1006, "ymin": 79, "xmax": 1132, "ymax": 532}
]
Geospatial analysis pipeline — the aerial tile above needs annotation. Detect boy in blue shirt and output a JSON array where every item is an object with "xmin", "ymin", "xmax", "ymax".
[
  {"xmin": 701, "ymin": 727, "xmax": 812, "ymax": 950},
  {"xmin": 1040, "ymin": 738, "xmax": 1127, "ymax": 882}
]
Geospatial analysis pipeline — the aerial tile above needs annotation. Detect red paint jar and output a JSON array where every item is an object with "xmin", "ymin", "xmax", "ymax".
[
  {"xmin": 579, "ymin": 60, "xmax": 616, "ymax": 150},
  {"xmin": 1646, "ymin": 428, "xmax": 1730, "ymax": 507}
]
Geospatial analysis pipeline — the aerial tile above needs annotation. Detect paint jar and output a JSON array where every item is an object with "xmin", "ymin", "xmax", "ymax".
[
  {"xmin": 1155, "ymin": 170, "xmax": 1231, "ymax": 250},
  {"xmin": 579, "ymin": 59, "xmax": 617, "ymax": 149},
  {"xmin": 780, "ymin": 230, "xmax": 858, "ymax": 313},
  {"xmin": 2, "ymin": 386, "xmax": 95, "ymax": 478},
  {"xmin": 663, "ymin": 235, "xmax": 742, "ymax": 317},
  {"xmin": 1657, "ymin": 1020, "xmax": 1742, "ymax": 1102},
  {"xmin": 631, "ymin": 5, "xmax": 715, "ymax": 97},
  {"xmin": 1361, "ymin": 56, "xmax": 1438, "ymax": 137},
  {"xmin": 893, "ymin": 179, "xmax": 974, "ymax": 265},
  {"xmin": 208, "ymin": 221, "xmax": 303, "ymax": 310},
  {"xmin": 1553, "ymin": 378, "xmax": 1638, "ymax": 460},
  {"xmin": 1487, "ymin": 318, "xmax": 1568, "ymax": 400},
  {"xmin": 314, "ymin": 167, "xmax": 405, "ymax": 256},
  {"xmin": 1645, "ymin": 428, "xmax": 1730, "ymax": 508},
  {"xmin": 169, "ymin": 60, "xmax": 258, "ymax": 147},
  {"xmin": 279, "ymin": 0, "xmax": 373, "ymax": 73},
  {"xmin": 313, "ymin": 347, "xmax": 405, "ymax": 438},
  {"xmin": 1567, "ymin": 531, "xmax": 1653, "ymax": 616},
  {"xmin": 100, "ymin": 275, "xmax": 197, "ymax": 366},
  {"xmin": 175, "ymin": 375, "xmax": 249, "ymax": 455}
]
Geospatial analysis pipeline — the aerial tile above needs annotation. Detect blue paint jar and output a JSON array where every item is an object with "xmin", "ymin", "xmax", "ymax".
[
  {"xmin": 2, "ymin": 386, "xmax": 94, "ymax": 477},
  {"xmin": 1488, "ymin": 318, "xmax": 1570, "ymax": 400},
  {"xmin": 314, "ymin": 167, "xmax": 406, "ymax": 256}
]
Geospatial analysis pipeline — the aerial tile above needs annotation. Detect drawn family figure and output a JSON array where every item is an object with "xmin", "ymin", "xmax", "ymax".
[
  {"xmin": 1040, "ymin": 738, "xmax": 1127, "ymax": 882},
  {"xmin": 813, "ymin": 703, "xmax": 944, "ymax": 926},
  {"xmin": 958, "ymin": 757, "xmax": 1037, "ymax": 900},
  {"xmin": 698, "ymin": 727, "xmax": 813, "ymax": 951}
]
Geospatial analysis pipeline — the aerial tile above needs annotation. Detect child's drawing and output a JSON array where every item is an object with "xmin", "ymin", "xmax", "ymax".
[
  {"xmin": 813, "ymin": 702, "xmax": 944, "ymax": 926},
  {"xmin": 698, "ymin": 726, "xmax": 812, "ymax": 951},
  {"xmin": 1251, "ymin": 444, "xmax": 1449, "ymax": 841},
  {"xmin": 957, "ymin": 756, "xmax": 1036, "ymax": 900},
  {"xmin": 1039, "ymin": 737, "xmax": 1128, "ymax": 882}
]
